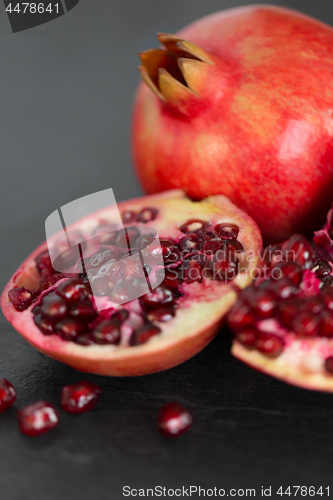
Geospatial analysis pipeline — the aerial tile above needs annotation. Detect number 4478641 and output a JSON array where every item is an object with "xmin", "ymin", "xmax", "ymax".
[
  {"xmin": 277, "ymin": 486, "xmax": 329, "ymax": 496},
  {"xmin": 5, "ymin": 3, "xmax": 59, "ymax": 14}
]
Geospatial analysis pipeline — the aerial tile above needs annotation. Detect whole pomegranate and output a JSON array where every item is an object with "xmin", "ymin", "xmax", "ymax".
[{"xmin": 132, "ymin": 5, "xmax": 333, "ymax": 243}]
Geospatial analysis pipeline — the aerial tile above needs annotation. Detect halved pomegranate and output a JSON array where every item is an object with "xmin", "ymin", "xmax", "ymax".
[
  {"xmin": 229, "ymin": 206, "xmax": 333, "ymax": 392},
  {"xmin": 1, "ymin": 190, "xmax": 261, "ymax": 376}
]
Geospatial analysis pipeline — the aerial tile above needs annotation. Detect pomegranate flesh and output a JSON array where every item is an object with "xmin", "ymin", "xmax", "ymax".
[
  {"xmin": 1, "ymin": 190, "xmax": 261, "ymax": 376},
  {"xmin": 132, "ymin": 5, "xmax": 333, "ymax": 243}
]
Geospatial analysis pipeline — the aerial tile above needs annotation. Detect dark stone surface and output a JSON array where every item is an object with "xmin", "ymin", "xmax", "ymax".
[{"xmin": 1, "ymin": 0, "xmax": 333, "ymax": 498}]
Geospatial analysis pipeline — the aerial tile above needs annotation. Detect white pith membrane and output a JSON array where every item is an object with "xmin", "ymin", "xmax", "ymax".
[
  {"xmin": 1, "ymin": 190, "xmax": 262, "ymax": 376},
  {"xmin": 230, "ymin": 207, "xmax": 333, "ymax": 392}
]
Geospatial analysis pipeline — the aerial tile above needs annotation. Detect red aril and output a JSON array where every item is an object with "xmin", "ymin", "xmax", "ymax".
[
  {"xmin": 132, "ymin": 6, "xmax": 333, "ymax": 243},
  {"xmin": 0, "ymin": 378, "xmax": 16, "ymax": 412},
  {"xmin": 17, "ymin": 401, "xmax": 59, "ymax": 436},
  {"xmin": 61, "ymin": 381, "xmax": 101, "ymax": 413},
  {"xmin": 157, "ymin": 402, "xmax": 193, "ymax": 437},
  {"xmin": 1, "ymin": 190, "xmax": 261, "ymax": 376}
]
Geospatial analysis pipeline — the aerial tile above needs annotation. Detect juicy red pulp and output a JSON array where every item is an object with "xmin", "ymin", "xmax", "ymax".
[
  {"xmin": 8, "ymin": 210, "xmax": 244, "ymax": 347},
  {"xmin": 228, "ymin": 234, "xmax": 333, "ymax": 367}
]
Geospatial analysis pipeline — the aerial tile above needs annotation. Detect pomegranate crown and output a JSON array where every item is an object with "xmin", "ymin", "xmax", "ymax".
[{"xmin": 138, "ymin": 33, "xmax": 214, "ymax": 104}]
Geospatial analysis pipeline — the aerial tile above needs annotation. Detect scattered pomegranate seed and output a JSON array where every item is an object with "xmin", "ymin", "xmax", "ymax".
[
  {"xmin": 180, "ymin": 233, "xmax": 205, "ymax": 252},
  {"xmin": 17, "ymin": 401, "xmax": 59, "ymax": 436},
  {"xmin": 157, "ymin": 402, "xmax": 193, "ymax": 437},
  {"xmin": 0, "ymin": 378, "xmax": 16, "ymax": 412},
  {"xmin": 210, "ymin": 250, "xmax": 239, "ymax": 281},
  {"xmin": 61, "ymin": 381, "xmax": 101, "ymax": 414}
]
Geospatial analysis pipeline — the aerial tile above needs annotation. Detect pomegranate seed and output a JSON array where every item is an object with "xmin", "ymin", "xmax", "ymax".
[
  {"xmin": 210, "ymin": 250, "xmax": 239, "ymax": 281},
  {"xmin": 115, "ymin": 227, "xmax": 140, "ymax": 248},
  {"xmin": 130, "ymin": 324, "xmax": 161, "ymax": 345},
  {"xmin": 136, "ymin": 207, "xmax": 158, "ymax": 223},
  {"xmin": 91, "ymin": 320, "xmax": 121, "ymax": 344},
  {"xmin": 90, "ymin": 275, "xmax": 109, "ymax": 296},
  {"xmin": 70, "ymin": 301, "xmax": 97, "ymax": 322},
  {"xmin": 314, "ymin": 260, "xmax": 332, "ymax": 278},
  {"xmin": 0, "ymin": 378, "xmax": 16, "ymax": 412},
  {"xmin": 278, "ymin": 298, "xmax": 303, "ymax": 329},
  {"xmin": 8, "ymin": 287, "xmax": 32, "ymax": 311},
  {"xmin": 122, "ymin": 210, "xmax": 136, "ymax": 224},
  {"xmin": 55, "ymin": 318, "xmax": 86, "ymax": 341},
  {"xmin": 325, "ymin": 356, "xmax": 333, "ymax": 373},
  {"xmin": 111, "ymin": 309, "xmax": 130, "ymax": 324},
  {"xmin": 157, "ymin": 402, "xmax": 192, "ymax": 437},
  {"xmin": 39, "ymin": 270, "xmax": 65, "ymax": 291},
  {"xmin": 147, "ymin": 307, "xmax": 175, "ymax": 322},
  {"xmin": 201, "ymin": 239, "xmax": 223, "ymax": 255},
  {"xmin": 271, "ymin": 261, "xmax": 302, "ymax": 286},
  {"xmin": 282, "ymin": 234, "xmax": 316, "ymax": 269},
  {"xmin": 249, "ymin": 291, "xmax": 277, "ymax": 319},
  {"xmin": 228, "ymin": 302, "xmax": 255, "ymax": 331},
  {"xmin": 224, "ymin": 239, "xmax": 244, "ymax": 253},
  {"xmin": 268, "ymin": 278, "xmax": 298, "ymax": 300},
  {"xmin": 320, "ymin": 311, "xmax": 333, "ymax": 337},
  {"xmin": 215, "ymin": 223, "xmax": 239, "ymax": 240},
  {"xmin": 180, "ymin": 233, "xmax": 205, "ymax": 252},
  {"xmin": 292, "ymin": 311, "xmax": 322, "ymax": 337},
  {"xmin": 162, "ymin": 270, "xmax": 181, "ymax": 290},
  {"xmin": 17, "ymin": 401, "xmax": 59, "ymax": 436},
  {"xmin": 304, "ymin": 296, "xmax": 324, "ymax": 315},
  {"xmin": 322, "ymin": 275, "xmax": 333, "ymax": 290},
  {"xmin": 40, "ymin": 294, "xmax": 68, "ymax": 321},
  {"xmin": 179, "ymin": 219, "xmax": 208, "ymax": 234},
  {"xmin": 255, "ymin": 333, "xmax": 283, "ymax": 357},
  {"xmin": 34, "ymin": 314, "xmax": 54, "ymax": 335},
  {"xmin": 61, "ymin": 381, "xmax": 101, "ymax": 413},
  {"xmin": 235, "ymin": 329, "xmax": 257, "ymax": 348},
  {"xmin": 75, "ymin": 333, "xmax": 96, "ymax": 346},
  {"xmin": 181, "ymin": 257, "xmax": 204, "ymax": 283},
  {"xmin": 323, "ymin": 290, "xmax": 333, "ymax": 310},
  {"xmin": 56, "ymin": 278, "xmax": 88, "ymax": 302},
  {"xmin": 35, "ymin": 251, "xmax": 53, "ymax": 273},
  {"xmin": 139, "ymin": 287, "xmax": 174, "ymax": 310}
]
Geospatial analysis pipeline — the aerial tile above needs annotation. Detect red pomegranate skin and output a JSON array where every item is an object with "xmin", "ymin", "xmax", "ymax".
[{"xmin": 132, "ymin": 5, "xmax": 333, "ymax": 243}]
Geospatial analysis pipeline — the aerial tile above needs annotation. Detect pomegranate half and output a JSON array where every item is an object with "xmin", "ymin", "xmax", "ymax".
[
  {"xmin": 228, "ymin": 204, "xmax": 333, "ymax": 392},
  {"xmin": 1, "ymin": 190, "xmax": 262, "ymax": 376},
  {"xmin": 132, "ymin": 5, "xmax": 333, "ymax": 243}
]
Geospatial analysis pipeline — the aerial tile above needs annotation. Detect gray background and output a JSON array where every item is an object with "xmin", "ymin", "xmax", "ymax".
[{"xmin": 1, "ymin": 1, "xmax": 333, "ymax": 499}]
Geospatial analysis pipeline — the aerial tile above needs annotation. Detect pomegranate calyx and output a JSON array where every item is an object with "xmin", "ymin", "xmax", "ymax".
[{"xmin": 138, "ymin": 33, "xmax": 215, "ymax": 110}]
